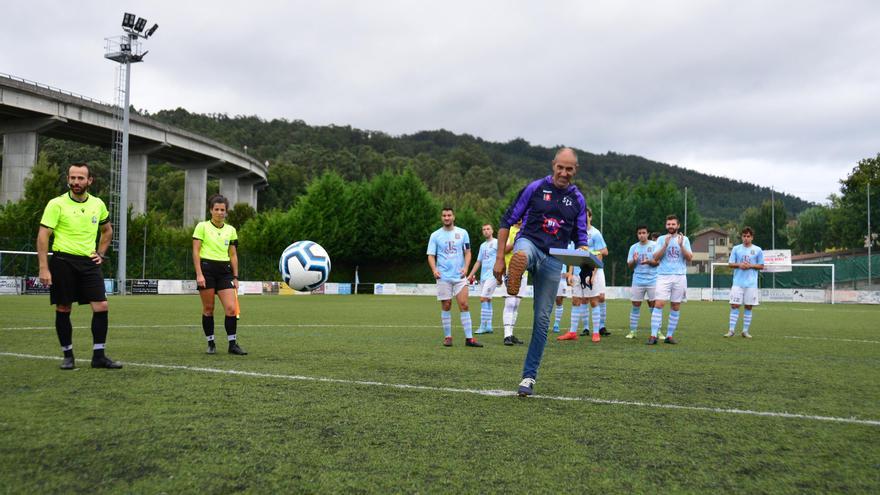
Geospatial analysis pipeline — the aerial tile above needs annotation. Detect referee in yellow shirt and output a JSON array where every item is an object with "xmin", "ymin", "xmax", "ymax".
[
  {"xmin": 192, "ymin": 194, "xmax": 246, "ymax": 355},
  {"xmin": 37, "ymin": 163, "xmax": 121, "ymax": 370}
]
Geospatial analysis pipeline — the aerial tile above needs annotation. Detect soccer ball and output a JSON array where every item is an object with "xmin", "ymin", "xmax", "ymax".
[{"xmin": 279, "ymin": 241, "xmax": 331, "ymax": 291}]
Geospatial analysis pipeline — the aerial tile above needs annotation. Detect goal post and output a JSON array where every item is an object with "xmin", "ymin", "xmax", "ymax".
[{"xmin": 709, "ymin": 262, "xmax": 836, "ymax": 304}]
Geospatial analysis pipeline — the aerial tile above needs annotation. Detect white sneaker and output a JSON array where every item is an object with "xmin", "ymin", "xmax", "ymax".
[
  {"xmin": 625, "ymin": 331, "xmax": 636, "ymax": 339},
  {"xmin": 724, "ymin": 330, "xmax": 735, "ymax": 338},
  {"xmin": 517, "ymin": 378, "xmax": 536, "ymax": 397},
  {"xmin": 742, "ymin": 332, "xmax": 752, "ymax": 339}
]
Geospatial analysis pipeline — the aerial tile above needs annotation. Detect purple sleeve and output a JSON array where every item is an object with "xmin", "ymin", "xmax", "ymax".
[
  {"xmin": 500, "ymin": 179, "xmax": 543, "ymax": 228},
  {"xmin": 572, "ymin": 192, "xmax": 589, "ymax": 247}
]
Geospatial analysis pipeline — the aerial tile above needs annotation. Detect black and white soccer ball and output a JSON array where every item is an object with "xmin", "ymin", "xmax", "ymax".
[{"xmin": 279, "ymin": 241, "xmax": 331, "ymax": 291}]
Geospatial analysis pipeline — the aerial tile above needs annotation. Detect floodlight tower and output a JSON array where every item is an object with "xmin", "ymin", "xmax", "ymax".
[{"xmin": 104, "ymin": 13, "xmax": 158, "ymax": 294}]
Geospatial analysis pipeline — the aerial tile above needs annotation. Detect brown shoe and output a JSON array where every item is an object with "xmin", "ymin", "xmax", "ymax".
[{"xmin": 506, "ymin": 251, "xmax": 528, "ymax": 296}]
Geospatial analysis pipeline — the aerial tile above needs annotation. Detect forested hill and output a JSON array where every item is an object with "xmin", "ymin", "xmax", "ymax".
[{"xmin": 148, "ymin": 108, "xmax": 812, "ymax": 222}]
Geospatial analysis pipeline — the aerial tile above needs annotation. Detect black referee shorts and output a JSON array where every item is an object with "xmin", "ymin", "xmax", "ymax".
[
  {"xmin": 49, "ymin": 253, "xmax": 107, "ymax": 306},
  {"xmin": 199, "ymin": 259, "xmax": 235, "ymax": 292}
]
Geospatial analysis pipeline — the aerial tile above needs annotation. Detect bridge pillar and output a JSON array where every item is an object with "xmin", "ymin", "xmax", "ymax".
[
  {"xmin": 238, "ymin": 179, "xmax": 258, "ymax": 210},
  {"xmin": 219, "ymin": 176, "xmax": 240, "ymax": 207},
  {"xmin": 183, "ymin": 167, "xmax": 208, "ymax": 227},
  {"xmin": 128, "ymin": 154, "xmax": 148, "ymax": 216},
  {"xmin": 0, "ymin": 132, "xmax": 39, "ymax": 204}
]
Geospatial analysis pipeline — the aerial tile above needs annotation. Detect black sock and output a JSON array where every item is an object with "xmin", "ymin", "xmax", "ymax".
[
  {"xmin": 225, "ymin": 315, "xmax": 237, "ymax": 342},
  {"xmin": 202, "ymin": 315, "xmax": 215, "ymax": 339},
  {"xmin": 91, "ymin": 311, "xmax": 108, "ymax": 357},
  {"xmin": 56, "ymin": 311, "xmax": 73, "ymax": 357}
]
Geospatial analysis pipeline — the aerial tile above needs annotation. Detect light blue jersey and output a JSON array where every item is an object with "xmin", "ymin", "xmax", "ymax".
[
  {"xmin": 729, "ymin": 243, "xmax": 764, "ymax": 288},
  {"xmin": 477, "ymin": 239, "xmax": 498, "ymax": 282},
  {"xmin": 427, "ymin": 226, "xmax": 470, "ymax": 281},
  {"xmin": 587, "ymin": 226, "xmax": 607, "ymax": 253},
  {"xmin": 656, "ymin": 234, "xmax": 692, "ymax": 275},
  {"xmin": 628, "ymin": 240, "xmax": 658, "ymax": 286}
]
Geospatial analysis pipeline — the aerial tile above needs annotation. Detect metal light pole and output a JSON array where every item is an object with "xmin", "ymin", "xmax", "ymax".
[
  {"xmin": 683, "ymin": 186, "xmax": 688, "ymax": 236},
  {"xmin": 105, "ymin": 13, "xmax": 157, "ymax": 294},
  {"xmin": 868, "ymin": 182, "xmax": 872, "ymax": 287},
  {"xmin": 771, "ymin": 189, "xmax": 776, "ymax": 288}
]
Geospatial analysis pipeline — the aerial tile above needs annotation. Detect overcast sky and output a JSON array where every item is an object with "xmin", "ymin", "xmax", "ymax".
[{"xmin": 2, "ymin": 1, "xmax": 878, "ymax": 203}]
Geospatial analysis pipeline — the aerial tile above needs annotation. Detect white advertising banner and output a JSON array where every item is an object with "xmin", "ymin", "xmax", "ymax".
[
  {"xmin": 238, "ymin": 281, "xmax": 263, "ymax": 295},
  {"xmin": 0, "ymin": 276, "xmax": 19, "ymax": 294},
  {"xmin": 762, "ymin": 250, "xmax": 792, "ymax": 273},
  {"xmin": 158, "ymin": 280, "xmax": 199, "ymax": 295}
]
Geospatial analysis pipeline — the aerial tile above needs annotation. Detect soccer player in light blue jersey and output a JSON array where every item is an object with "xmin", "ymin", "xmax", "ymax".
[
  {"xmin": 626, "ymin": 225, "xmax": 658, "ymax": 339},
  {"xmin": 726, "ymin": 226, "xmax": 764, "ymax": 338},
  {"xmin": 467, "ymin": 224, "xmax": 499, "ymax": 334},
  {"xmin": 582, "ymin": 209, "xmax": 609, "ymax": 341},
  {"xmin": 427, "ymin": 207, "xmax": 482, "ymax": 348},
  {"xmin": 648, "ymin": 215, "xmax": 693, "ymax": 345}
]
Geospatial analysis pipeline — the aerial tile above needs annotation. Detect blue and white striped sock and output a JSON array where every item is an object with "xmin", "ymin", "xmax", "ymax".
[
  {"xmin": 569, "ymin": 305, "xmax": 582, "ymax": 332},
  {"xmin": 441, "ymin": 310, "xmax": 452, "ymax": 338},
  {"xmin": 461, "ymin": 312, "xmax": 473, "ymax": 339},
  {"xmin": 484, "ymin": 301, "xmax": 493, "ymax": 330},
  {"xmin": 743, "ymin": 309, "xmax": 753, "ymax": 333},
  {"xmin": 650, "ymin": 308, "xmax": 663, "ymax": 337},
  {"xmin": 599, "ymin": 302, "xmax": 607, "ymax": 328},
  {"xmin": 667, "ymin": 310, "xmax": 680, "ymax": 337},
  {"xmin": 729, "ymin": 307, "xmax": 740, "ymax": 332},
  {"xmin": 554, "ymin": 304, "xmax": 564, "ymax": 327},
  {"xmin": 479, "ymin": 302, "xmax": 489, "ymax": 329},
  {"xmin": 629, "ymin": 306, "xmax": 640, "ymax": 331},
  {"xmin": 592, "ymin": 306, "xmax": 601, "ymax": 335}
]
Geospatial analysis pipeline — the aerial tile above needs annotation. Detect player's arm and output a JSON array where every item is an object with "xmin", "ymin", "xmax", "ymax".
[
  {"xmin": 653, "ymin": 239, "xmax": 667, "ymax": 261},
  {"xmin": 193, "ymin": 239, "xmax": 206, "ymax": 287},
  {"xmin": 427, "ymin": 255, "xmax": 440, "ymax": 279},
  {"xmin": 494, "ymin": 227, "xmax": 510, "ymax": 282},
  {"xmin": 229, "ymin": 244, "xmax": 239, "ymax": 289},
  {"xmin": 93, "ymin": 221, "xmax": 112, "ymax": 265},
  {"xmin": 627, "ymin": 246, "xmax": 637, "ymax": 268},
  {"xmin": 37, "ymin": 226, "xmax": 53, "ymax": 286},
  {"xmin": 680, "ymin": 236, "xmax": 693, "ymax": 262},
  {"xmin": 461, "ymin": 247, "xmax": 472, "ymax": 278},
  {"xmin": 467, "ymin": 260, "xmax": 481, "ymax": 283}
]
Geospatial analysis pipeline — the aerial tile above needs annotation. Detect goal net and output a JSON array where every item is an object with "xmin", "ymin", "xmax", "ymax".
[{"xmin": 709, "ymin": 262, "xmax": 836, "ymax": 304}]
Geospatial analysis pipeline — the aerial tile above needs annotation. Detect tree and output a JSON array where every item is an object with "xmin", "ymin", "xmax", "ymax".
[
  {"xmin": 0, "ymin": 153, "xmax": 64, "ymax": 246},
  {"xmin": 740, "ymin": 200, "xmax": 789, "ymax": 250},
  {"xmin": 787, "ymin": 206, "xmax": 831, "ymax": 254},
  {"xmin": 828, "ymin": 153, "xmax": 880, "ymax": 249}
]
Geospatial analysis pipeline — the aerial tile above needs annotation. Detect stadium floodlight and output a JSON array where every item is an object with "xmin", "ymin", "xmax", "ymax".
[
  {"xmin": 122, "ymin": 13, "xmax": 136, "ymax": 28},
  {"xmin": 104, "ymin": 13, "xmax": 158, "ymax": 295}
]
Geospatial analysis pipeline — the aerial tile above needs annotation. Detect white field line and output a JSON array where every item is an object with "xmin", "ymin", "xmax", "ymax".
[
  {"xmin": 0, "ymin": 323, "xmax": 442, "ymax": 331},
  {"xmin": 784, "ymin": 336, "xmax": 880, "ymax": 344},
  {"xmin": 1, "ymin": 351, "xmax": 878, "ymax": 427}
]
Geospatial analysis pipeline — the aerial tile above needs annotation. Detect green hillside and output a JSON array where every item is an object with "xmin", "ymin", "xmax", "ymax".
[{"xmin": 148, "ymin": 109, "xmax": 813, "ymax": 222}]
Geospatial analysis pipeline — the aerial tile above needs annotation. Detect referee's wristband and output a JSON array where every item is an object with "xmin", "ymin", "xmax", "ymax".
[{"xmin": 232, "ymin": 275, "xmax": 238, "ymax": 279}]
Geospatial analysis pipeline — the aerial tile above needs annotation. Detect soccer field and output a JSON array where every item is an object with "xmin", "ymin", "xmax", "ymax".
[{"xmin": 1, "ymin": 295, "xmax": 878, "ymax": 493}]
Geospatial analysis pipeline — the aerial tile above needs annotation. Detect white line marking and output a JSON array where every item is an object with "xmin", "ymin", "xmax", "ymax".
[
  {"xmin": 784, "ymin": 336, "xmax": 880, "ymax": 344},
  {"xmin": 2, "ymin": 351, "xmax": 877, "ymax": 427},
  {"xmin": 0, "ymin": 323, "xmax": 443, "ymax": 331}
]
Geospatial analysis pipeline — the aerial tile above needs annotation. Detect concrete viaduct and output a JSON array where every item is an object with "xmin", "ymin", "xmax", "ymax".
[{"xmin": 0, "ymin": 73, "xmax": 268, "ymax": 225}]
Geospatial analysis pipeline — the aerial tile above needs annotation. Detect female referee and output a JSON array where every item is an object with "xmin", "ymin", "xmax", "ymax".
[{"xmin": 192, "ymin": 194, "xmax": 247, "ymax": 355}]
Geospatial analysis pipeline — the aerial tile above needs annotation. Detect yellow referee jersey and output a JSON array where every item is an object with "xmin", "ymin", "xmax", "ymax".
[
  {"xmin": 193, "ymin": 220, "xmax": 238, "ymax": 261},
  {"xmin": 39, "ymin": 192, "xmax": 109, "ymax": 256}
]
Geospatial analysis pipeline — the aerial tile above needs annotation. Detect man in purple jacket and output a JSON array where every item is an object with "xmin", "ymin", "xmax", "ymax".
[{"xmin": 493, "ymin": 147, "xmax": 589, "ymax": 397}]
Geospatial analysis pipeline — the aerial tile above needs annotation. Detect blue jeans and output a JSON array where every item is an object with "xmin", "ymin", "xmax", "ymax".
[{"xmin": 515, "ymin": 237, "xmax": 563, "ymax": 380}]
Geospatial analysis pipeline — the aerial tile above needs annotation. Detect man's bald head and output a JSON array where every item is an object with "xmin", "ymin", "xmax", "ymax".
[{"xmin": 553, "ymin": 147, "xmax": 578, "ymax": 165}]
